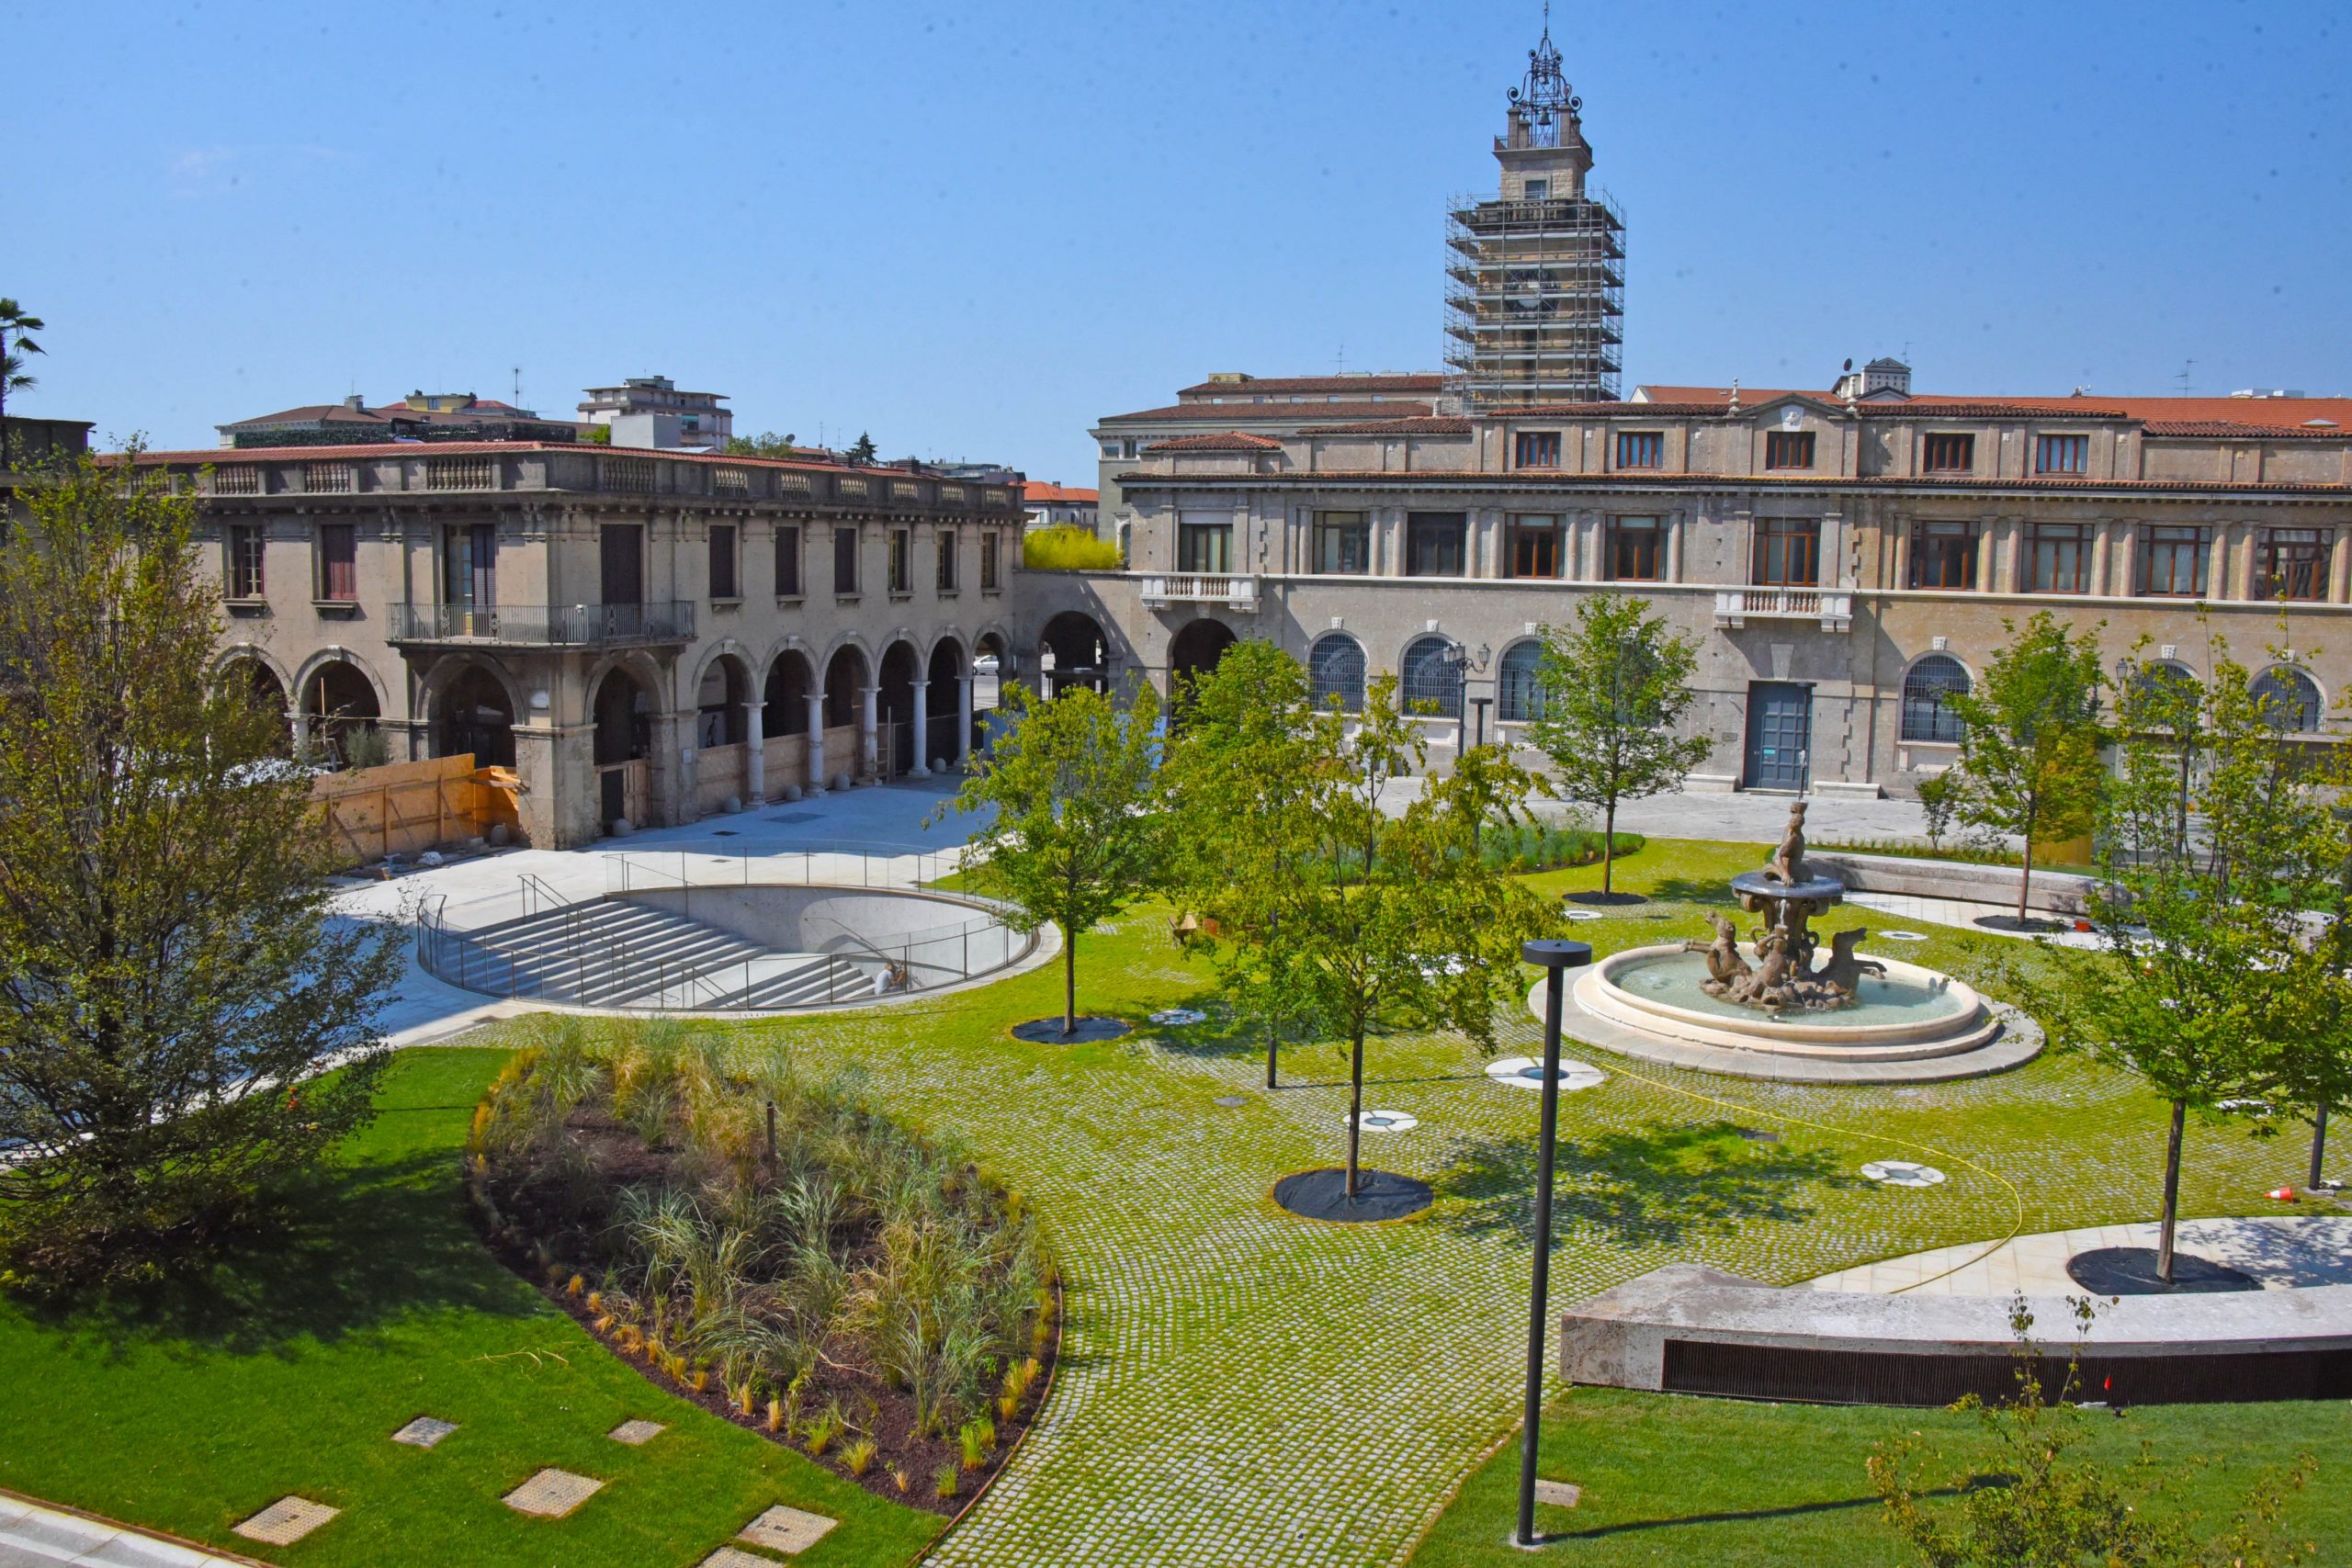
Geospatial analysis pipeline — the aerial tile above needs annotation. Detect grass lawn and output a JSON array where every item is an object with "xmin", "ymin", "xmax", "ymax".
[
  {"xmin": 6, "ymin": 835, "xmax": 2345, "ymax": 1567},
  {"xmin": 0, "ymin": 1047, "xmax": 942, "ymax": 1568},
  {"xmin": 1411, "ymin": 1386, "xmax": 2352, "ymax": 1565}
]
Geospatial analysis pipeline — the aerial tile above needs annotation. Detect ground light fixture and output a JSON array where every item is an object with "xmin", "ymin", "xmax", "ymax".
[{"xmin": 1517, "ymin": 936, "xmax": 1594, "ymax": 1550}]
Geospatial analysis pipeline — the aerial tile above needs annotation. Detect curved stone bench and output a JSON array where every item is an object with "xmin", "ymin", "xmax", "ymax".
[
  {"xmin": 1564, "ymin": 1263, "xmax": 2352, "ymax": 1405},
  {"xmin": 1810, "ymin": 851, "xmax": 2098, "ymax": 919}
]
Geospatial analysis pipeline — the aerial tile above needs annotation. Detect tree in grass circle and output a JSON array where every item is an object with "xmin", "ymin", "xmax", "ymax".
[
  {"xmin": 936, "ymin": 679, "xmax": 1162, "ymax": 1039},
  {"xmin": 1524, "ymin": 592, "xmax": 1709, "ymax": 898}
]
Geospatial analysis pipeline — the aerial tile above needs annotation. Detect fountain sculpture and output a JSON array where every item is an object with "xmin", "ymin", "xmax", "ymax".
[{"xmin": 1686, "ymin": 803, "xmax": 1886, "ymax": 1010}]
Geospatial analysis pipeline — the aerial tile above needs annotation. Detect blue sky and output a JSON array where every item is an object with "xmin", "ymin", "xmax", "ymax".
[{"xmin": 14, "ymin": 0, "xmax": 2348, "ymax": 480}]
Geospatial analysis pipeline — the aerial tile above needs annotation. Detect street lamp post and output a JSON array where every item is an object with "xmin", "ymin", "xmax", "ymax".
[{"xmin": 1516, "ymin": 936, "xmax": 1594, "ymax": 1550}]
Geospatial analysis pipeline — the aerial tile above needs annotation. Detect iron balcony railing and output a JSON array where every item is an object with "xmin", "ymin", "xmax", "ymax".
[{"xmin": 386, "ymin": 601, "xmax": 695, "ymax": 646}]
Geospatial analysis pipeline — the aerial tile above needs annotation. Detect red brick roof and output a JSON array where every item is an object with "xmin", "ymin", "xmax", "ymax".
[
  {"xmin": 1022, "ymin": 480, "xmax": 1100, "ymax": 503},
  {"xmin": 1297, "ymin": 416, "xmax": 1475, "ymax": 435},
  {"xmin": 1176, "ymin": 373, "xmax": 1445, "ymax": 398},
  {"xmin": 114, "ymin": 441, "xmax": 938, "ymax": 482},
  {"xmin": 2141, "ymin": 419, "xmax": 2349, "ymax": 439},
  {"xmin": 1115, "ymin": 467, "xmax": 2352, "ymax": 496},
  {"xmin": 1143, "ymin": 432, "xmax": 1285, "ymax": 453},
  {"xmin": 1102, "ymin": 400, "xmax": 1435, "ymax": 425},
  {"xmin": 1635, "ymin": 386, "xmax": 2352, "ymax": 429}
]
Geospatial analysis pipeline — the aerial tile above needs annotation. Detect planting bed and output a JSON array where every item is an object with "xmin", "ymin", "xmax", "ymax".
[{"xmin": 465, "ymin": 1018, "xmax": 1059, "ymax": 1513}]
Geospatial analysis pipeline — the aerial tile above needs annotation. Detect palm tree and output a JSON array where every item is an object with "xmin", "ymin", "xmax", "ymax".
[{"xmin": 0, "ymin": 299, "xmax": 46, "ymax": 461}]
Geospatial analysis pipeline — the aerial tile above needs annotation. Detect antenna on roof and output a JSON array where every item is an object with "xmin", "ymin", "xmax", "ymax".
[
  {"xmin": 513, "ymin": 367, "xmax": 522, "ymax": 406},
  {"xmin": 2177, "ymin": 359, "xmax": 2196, "ymax": 396},
  {"xmin": 1334, "ymin": 343, "xmax": 1347, "ymax": 376}
]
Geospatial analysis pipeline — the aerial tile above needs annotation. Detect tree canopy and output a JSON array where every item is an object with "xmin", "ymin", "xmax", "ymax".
[{"xmin": 1946, "ymin": 612, "xmax": 2107, "ymax": 924}]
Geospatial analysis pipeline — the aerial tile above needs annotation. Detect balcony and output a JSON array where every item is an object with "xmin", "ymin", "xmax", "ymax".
[
  {"xmin": 1713, "ymin": 588, "xmax": 1853, "ymax": 632},
  {"xmin": 387, "ymin": 601, "xmax": 695, "ymax": 647},
  {"xmin": 1140, "ymin": 573, "xmax": 1260, "ymax": 613}
]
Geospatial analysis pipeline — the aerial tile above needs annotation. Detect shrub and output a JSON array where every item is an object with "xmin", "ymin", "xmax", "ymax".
[
  {"xmin": 959, "ymin": 1416, "xmax": 994, "ymax": 1470},
  {"xmin": 1019, "ymin": 525, "xmax": 1122, "ymax": 571},
  {"xmin": 934, "ymin": 1461, "xmax": 960, "ymax": 1500},
  {"xmin": 1476, "ymin": 821, "xmax": 1645, "ymax": 874},
  {"xmin": 842, "ymin": 1438, "xmax": 877, "ymax": 1477}
]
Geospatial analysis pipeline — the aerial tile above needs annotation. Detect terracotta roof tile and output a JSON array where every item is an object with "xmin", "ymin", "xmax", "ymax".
[
  {"xmin": 1143, "ymin": 432, "xmax": 1286, "ymax": 453},
  {"xmin": 1296, "ymin": 416, "xmax": 1474, "ymax": 435},
  {"xmin": 1114, "ymin": 468, "xmax": 2352, "ymax": 495},
  {"xmin": 2142, "ymin": 420, "xmax": 2347, "ymax": 439},
  {"xmin": 1635, "ymin": 385, "xmax": 2352, "ymax": 429},
  {"xmin": 1176, "ymin": 373, "xmax": 1445, "ymax": 397},
  {"xmin": 1101, "ymin": 400, "xmax": 1434, "ymax": 425},
  {"xmin": 1022, "ymin": 480, "xmax": 1100, "ymax": 502}
]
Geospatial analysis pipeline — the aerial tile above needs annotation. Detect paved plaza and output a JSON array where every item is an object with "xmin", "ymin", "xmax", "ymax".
[{"xmin": 1807, "ymin": 1215, "xmax": 2352, "ymax": 1295}]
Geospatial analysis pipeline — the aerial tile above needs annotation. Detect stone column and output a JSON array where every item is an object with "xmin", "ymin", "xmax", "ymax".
[
  {"xmin": 806, "ymin": 693, "xmax": 827, "ymax": 794},
  {"xmin": 2109, "ymin": 521, "xmax": 2137, "ymax": 597},
  {"xmin": 956, "ymin": 673, "xmax": 974, "ymax": 765},
  {"xmin": 860, "ymin": 684, "xmax": 879, "ymax": 780},
  {"xmin": 1889, "ymin": 516, "xmax": 1911, "ymax": 590},
  {"xmin": 743, "ymin": 695, "xmax": 765, "ymax": 804},
  {"xmin": 2089, "ymin": 520, "xmax": 2113, "ymax": 595},
  {"xmin": 909, "ymin": 678, "xmax": 931, "ymax": 775},
  {"xmin": 2232, "ymin": 523, "xmax": 2256, "ymax": 602},
  {"xmin": 1666, "ymin": 511, "xmax": 1686, "ymax": 583},
  {"xmin": 2330, "ymin": 526, "xmax": 2352, "ymax": 604}
]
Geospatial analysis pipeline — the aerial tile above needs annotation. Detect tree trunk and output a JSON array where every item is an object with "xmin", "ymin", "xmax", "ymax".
[
  {"xmin": 1266, "ymin": 1016, "xmax": 1279, "ymax": 1090},
  {"xmin": 1601, "ymin": 799, "xmax": 1617, "ymax": 896},
  {"xmin": 2156, "ymin": 1098, "xmax": 2187, "ymax": 1282},
  {"xmin": 2016, "ymin": 834, "xmax": 2036, "ymax": 927},
  {"xmin": 2311, "ymin": 1103, "xmax": 2331, "ymax": 1191},
  {"xmin": 1345, "ymin": 1030, "xmax": 1365, "ymax": 1200},
  {"xmin": 1061, "ymin": 924, "xmax": 1077, "ymax": 1038}
]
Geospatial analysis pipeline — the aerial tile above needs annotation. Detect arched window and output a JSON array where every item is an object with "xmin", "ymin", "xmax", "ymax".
[
  {"xmin": 1399, "ymin": 635, "xmax": 1464, "ymax": 720},
  {"xmin": 1899, "ymin": 654, "xmax": 1970, "ymax": 743},
  {"xmin": 1307, "ymin": 635, "xmax": 1366, "ymax": 713},
  {"xmin": 2253, "ymin": 666, "xmax": 2322, "ymax": 733},
  {"xmin": 1497, "ymin": 641, "xmax": 1545, "ymax": 723}
]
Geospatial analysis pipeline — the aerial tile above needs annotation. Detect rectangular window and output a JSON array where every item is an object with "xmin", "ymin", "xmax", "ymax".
[
  {"xmin": 775, "ymin": 525, "xmax": 801, "ymax": 597},
  {"xmin": 833, "ymin": 525, "xmax": 859, "ymax": 595},
  {"xmin": 228, "ymin": 524, "xmax": 266, "ymax": 599},
  {"xmin": 1406, "ymin": 512, "xmax": 1467, "ymax": 577},
  {"xmin": 1508, "ymin": 517, "xmax": 1560, "ymax": 579},
  {"xmin": 443, "ymin": 523, "xmax": 494, "ymax": 606},
  {"xmin": 1313, "ymin": 511, "xmax": 1370, "ymax": 574},
  {"xmin": 1524, "ymin": 177, "xmax": 1550, "ymax": 200},
  {"xmin": 1922, "ymin": 433, "xmax": 1974, "ymax": 473},
  {"xmin": 1909, "ymin": 521, "xmax": 1978, "ymax": 590},
  {"xmin": 1750, "ymin": 518, "xmax": 1819, "ymax": 587},
  {"xmin": 980, "ymin": 532, "xmax": 1001, "ymax": 591},
  {"xmin": 707, "ymin": 523, "xmax": 739, "ymax": 599},
  {"xmin": 2035, "ymin": 434, "xmax": 2088, "ymax": 475},
  {"xmin": 888, "ymin": 527, "xmax": 912, "ymax": 593},
  {"xmin": 935, "ymin": 529, "xmax": 958, "ymax": 591},
  {"xmin": 1513, "ymin": 431, "xmax": 1562, "ymax": 469},
  {"xmin": 1764, "ymin": 431, "xmax": 1815, "ymax": 471},
  {"xmin": 317, "ymin": 522, "xmax": 356, "ymax": 601},
  {"xmin": 1615, "ymin": 431, "xmax": 1664, "ymax": 469},
  {"xmin": 2257, "ymin": 527, "xmax": 2328, "ymax": 602},
  {"xmin": 2028, "ymin": 523, "xmax": 2089, "ymax": 592},
  {"xmin": 1609, "ymin": 516, "xmax": 1663, "ymax": 581},
  {"xmin": 2138, "ymin": 525, "xmax": 2208, "ymax": 598},
  {"xmin": 1178, "ymin": 517, "xmax": 1233, "ymax": 573}
]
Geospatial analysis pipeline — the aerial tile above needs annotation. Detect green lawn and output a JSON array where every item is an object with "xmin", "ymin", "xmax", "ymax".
[
  {"xmin": 1410, "ymin": 1386, "xmax": 2352, "ymax": 1566},
  {"xmin": 3, "ymin": 836, "xmax": 2344, "ymax": 1567},
  {"xmin": 0, "ymin": 1048, "xmax": 942, "ymax": 1568}
]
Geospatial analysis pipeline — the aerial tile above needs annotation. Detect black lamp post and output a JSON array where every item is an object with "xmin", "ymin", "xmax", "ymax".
[{"xmin": 1517, "ymin": 936, "xmax": 1594, "ymax": 1550}]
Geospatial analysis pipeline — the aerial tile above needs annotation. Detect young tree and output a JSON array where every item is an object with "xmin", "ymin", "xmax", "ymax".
[
  {"xmin": 1157, "ymin": 640, "xmax": 1334, "ymax": 1089},
  {"xmin": 1525, "ymin": 592, "xmax": 1710, "ymax": 896},
  {"xmin": 0, "ymin": 453, "xmax": 399, "ymax": 1278},
  {"xmin": 0, "ymin": 298, "xmax": 45, "ymax": 457},
  {"xmin": 1946, "ymin": 611, "xmax": 2107, "ymax": 926},
  {"xmin": 843, "ymin": 431, "xmax": 878, "ymax": 467},
  {"xmin": 1289, "ymin": 677, "xmax": 1552, "ymax": 1199},
  {"xmin": 2031, "ymin": 646, "xmax": 2324, "ymax": 1281},
  {"xmin": 937, "ymin": 680, "xmax": 1162, "ymax": 1038}
]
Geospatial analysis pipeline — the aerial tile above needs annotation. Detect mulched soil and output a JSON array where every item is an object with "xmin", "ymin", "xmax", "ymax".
[{"xmin": 470, "ymin": 1104, "xmax": 1062, "ymax": 1515}]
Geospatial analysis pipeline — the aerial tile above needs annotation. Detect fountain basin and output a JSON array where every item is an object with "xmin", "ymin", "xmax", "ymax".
[{"xmin": 1571, "ymin": 943, "xmax": 2001, "ymax": 1061}]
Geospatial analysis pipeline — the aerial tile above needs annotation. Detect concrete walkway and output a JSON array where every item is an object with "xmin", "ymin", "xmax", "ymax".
[
  {"xmin": 0, "ymin": 1494, "xmax": 261, "ymax": 1567},
  {"xmin": 1806, "ymin": 1215, "xmax": 2352, "ymax": 1295}
]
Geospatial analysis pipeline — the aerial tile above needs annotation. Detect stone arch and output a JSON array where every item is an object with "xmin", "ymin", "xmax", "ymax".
[
  {"xmin": 214, "ymin": 642, "xmax": 294, "ymax": 700},
  {"xmin": 686, "ymin": 637, "xmax": 754, "ymax": 703},
  {"xmin": 1399, "ymin": 633, "xmax": 1464, "ymax": 721},
  {"xmin": 297, "ymin": 653, "xmax": 385, "ymax": 764},
  {"xmin": 1897, "ymin": 652, "xmax": 1972, "ymax": 743},
  {"xmin": 1039, "ymin": 610, "xmax": 1110, "ymax": 694},
  {"xmin": 694, "ymin": 648, "xmax": 755, "ymax": 749},
  {"xmin": 217, "ymin": 647, "xmax": 294, "ymax": 757},
  {"xmin": 1307, "ymin": 632, "xmax": 1366, "ymax": 713},
  {"xmin": 1169, "ymin": 616, "xmax": 1238, "ymax": 688},
  {"xmin": 591, "ymin": 665, "xmax": 654, "ymax": 767},
  {"xmin": 923, "ymin": 627, "xmax": 968, "ymax": 675},
  {"xmin": 822, "ymin": 642, "xmax": 870, "ymax": 728},
  {"xmin": 435, "ymin": 663, "xmax": 517, "ymax": 769},
  {"xmin": 763, "ymin": 646, "xmax": 817, "ymax": 736},
  {"xmin": 1495, "ymin": 637, "xmax": 1546, "ymax": 724},
  {"xmin": 292, "ymin": 647, "xmax": 390, "ymax": 717},
  {"xmin": 2253, "ymin": 664, "xmax": 2324, "ymax": 733},
  {"xmin": 973, "ymin": 626, "xmax": 1011, "ymax": 716},
  {"xmin": 876, "ymin": 638, "xmax": 922, "ymax": 775}
]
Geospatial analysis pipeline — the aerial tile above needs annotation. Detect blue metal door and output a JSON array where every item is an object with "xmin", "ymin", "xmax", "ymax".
[{"xmin": 1744, "ymin": 682, "xmax": 1812, "ymax": 791}]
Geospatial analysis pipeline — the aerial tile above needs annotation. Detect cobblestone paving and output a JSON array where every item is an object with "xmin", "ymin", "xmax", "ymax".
[{"xmin": 646, "ymin": 848, "xmax": 2325, "ymax": 1568}]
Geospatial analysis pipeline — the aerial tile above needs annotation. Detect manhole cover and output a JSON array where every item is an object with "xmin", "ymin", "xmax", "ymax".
[
  {"xmin": 1214, "ymin": 1095, "xmax": 1248, "ymax": 1109},
  {"xmin": 1487, "ymin": 1056, "xmax": 1605, "ymax": 1092},
  {"xmin": 1860, "ymin": 1159, "xmax": 1945, "ymax": 1188},
  {"xmin": 1564, "ymin": 909, "xmax": 1605, "ymax": 922},
  {"xmin": 1878, "ymin": 930, "xmax": 1929, "ymax": 942},
  {"xmin": 1351, "ymin": 1109, "xmax": 1420, "ymax": 1133},
  {"xmin": 1149, "ymin": 1008, "xmax": 1208, "ymax": 1026}
]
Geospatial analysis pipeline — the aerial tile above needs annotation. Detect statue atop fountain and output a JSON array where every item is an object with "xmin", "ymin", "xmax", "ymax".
[{"xmin": 1682, "ymin": 801, "xmax": 1885, "ymax": 1010}]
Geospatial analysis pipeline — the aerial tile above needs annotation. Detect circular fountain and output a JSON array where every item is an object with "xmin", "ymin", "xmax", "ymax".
[{"xmin": 1538, "ymin": 803, "xmax": 2038, "ymax": 1083}]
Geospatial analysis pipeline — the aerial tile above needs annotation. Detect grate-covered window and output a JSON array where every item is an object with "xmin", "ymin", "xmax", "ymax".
[
  {"xmin": 1899, "ymin": 655, "xmax": 1969, "ymax": 743},
  {"xmin": 1400, "ymin": 635, "xmax": 1464, "ymax": 720},
  {"xmin": 1307, "ymin": 634, "xmax": 1366, "ymax": 713}
]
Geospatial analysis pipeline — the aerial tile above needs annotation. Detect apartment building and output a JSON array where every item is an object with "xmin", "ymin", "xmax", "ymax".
[
  {"xmin": 1031, "ymin": 379, "xmax": 2352, "ymax": 795},
  {"xmin": 150, "ymin": 442, "xmax": 1026, "ymax": 848}
]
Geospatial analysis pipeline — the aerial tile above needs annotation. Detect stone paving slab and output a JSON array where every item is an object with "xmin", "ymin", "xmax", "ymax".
[
  {"xmin": 696, "ymin": 1551, "xmax": 776, "ymax": 1568},
  {"xmin": 1532, "ymin": 1479, "xmax": 1582, "ymax": 1508},
  {"xmin": 737, "ymin": 1504, "xmax": 837, "ymax": 1554},
  {"xmin": 390, "ymin": 1416, "xmax": 458, "ymax": 1448},
  {"xmin": 502, "ymin": 1469, "xmax": 604, "ymax": 1518},
  {"xmin": 0, "ymin": 1495, "xmax": 275, "ymax": 1567},
  {"xmin": 231, "ymin": 1497, "xmax": 338, "ymax": 1547},
  {"xmin": 606, "ymin": 1419, "xmax": 665, "ymax": 1446}
]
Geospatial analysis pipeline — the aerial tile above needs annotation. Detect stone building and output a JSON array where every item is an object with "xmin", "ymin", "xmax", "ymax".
[
  {"xmin": 147, "ymin": 441, "xmax": 1027, "ymax": 847},
  {"xmin": 1033, "ymin": 378, "xmax": 2352, "ymax": 796}
]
